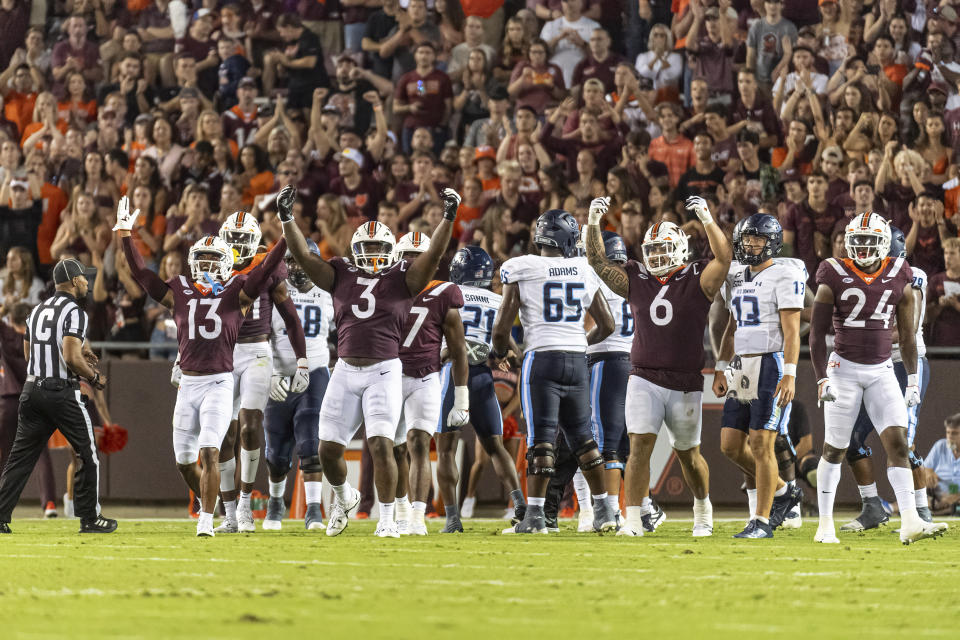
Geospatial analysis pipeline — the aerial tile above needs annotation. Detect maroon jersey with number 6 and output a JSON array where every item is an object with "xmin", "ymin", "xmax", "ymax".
[
  {"xmin": 399, "ymin": 281, "xmax": 464, "ymax": 378},
  {"xmin": 626, "ymin": 259, "xmax": 712, "ymax": 392},
  {"xmin": 330, "ymin": 258, "xmax": 413, "ymax": 360},
  {"xmin": 170, "ymin": 274, "xmax": 249, "ymax": 373},
  {"xmin": 816, "ymin": 256, "xmax": 913, "ymax": 364}
]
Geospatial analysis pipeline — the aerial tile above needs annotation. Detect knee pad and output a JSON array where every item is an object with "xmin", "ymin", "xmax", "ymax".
[
  {"xmin": 526, "ymin": 443, "xmax": 556, "ymax": 476},
  {"xmin": 266, "ymin": 457, "xmax": 291, "ymax": 479},
  {"xmin": 774, "ymin": 434, "xmax": 795, "ymax": 460},
  {"xmin": 799, "ymin": 455, "xmax": 819, "ymax": 488},
  {"xmin": 299, "ymin": 454, "xmax": 323, "ymax": 474},
  {"xmin": 908, "ymin": 449, "xmax": 924, "ymax": 470},
  {"xmin": 845, "ymin": 445, "xmax": 872, "ymax": 465},
  {"xmin": 573, "ymin": 439, "xmax": 599, "ymax": 459},
  {"xmin": 581, "ymin": 455, "xmax": 604, "ymax": 471}
]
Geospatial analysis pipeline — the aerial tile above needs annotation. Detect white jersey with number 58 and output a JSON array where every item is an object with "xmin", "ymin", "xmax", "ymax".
[
  {"xmin": 271, "ymin": 286, "xmax": 335, "ymax": 374},
  {"xmin": 500, "ymin": 255, "xmax": 600, "ymax": 353},
  {"xmin": 722, "ymin": 258, "xmax": 807, "ymax": 355}
]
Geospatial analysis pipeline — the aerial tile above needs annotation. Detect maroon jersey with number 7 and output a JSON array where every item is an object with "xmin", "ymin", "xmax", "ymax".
[
  {"xmin": 399, "ymin": 280, "xmax": 465, "ymax": 378},
  {"xmin": 169, "ymin": 274, "xmax": 249, "ymax": 373}
]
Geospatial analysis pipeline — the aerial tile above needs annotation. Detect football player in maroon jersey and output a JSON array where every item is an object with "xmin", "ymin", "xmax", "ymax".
[
  {"xmin": 809, "ymin": 212, "xmax": 948, "ymax": 544},
  {"xmin": 114, "ymin": 193, "xmax": 289, "ymax": 536},
  {"xmin": 279, "ymin": 187, "xmax": 460, "ymax": 538}
]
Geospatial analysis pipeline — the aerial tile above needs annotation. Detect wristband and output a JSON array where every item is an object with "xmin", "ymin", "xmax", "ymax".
[
  {"xmin": 783, "ymin": 363, "xmax": 797, "ymax": 377},
  {"xmin": 817, "ymin": 377, "xmax": 829, "ymax": 387},
  {"xmin": 453, "ymin": 386, "xmax": 469, "ymax": 411},
  {"xmin": 907, "ymin": 373, "xmax": 919, "ymax": 387},
  {"xmin": 296, "ymin": 357, "xmax": 308, "ymax": 370},
  {"xmin": 715, "ymin": 360, "xmax": 729, "ymax": 371}
]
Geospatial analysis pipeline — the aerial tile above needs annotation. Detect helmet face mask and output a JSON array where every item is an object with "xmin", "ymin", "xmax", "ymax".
[
  {"xmin": 285, "ymin": 255, "xmax": 311, "ymax": 290},
  {"xmin": 844, "ymin": 213, "xmax": 891, "ymax": 268},
  {"xmin": 189, "ymin": 236, "xmax": 234, "ymax": 284},
  {"xmin": 219, "ymin": 212, "xmax": 262, "ymax": 262},
  {"xmin": 350, "ymin": 221, "xmax": 397, "ymax": 274}
]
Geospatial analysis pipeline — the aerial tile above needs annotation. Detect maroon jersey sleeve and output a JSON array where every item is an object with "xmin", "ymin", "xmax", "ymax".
[
  {"xmin": 331, "ymin": 258, "xmax": 413, "ymax": 360},
  {"xmin": 819, "ymin": 257, "xmax": 909, "ymax": 364},
  {"xmin": 171, "ymin": 275, "xmax": 248, "ymax": 373},
  {"xmin": 627, "ymin": 259, "xmax": 712, "ymax": 392},
  {"xmin": 399, "ymin": 282, "xmax": 464, "ymax": 378},
  {"xmin": 238, "ymin": 262, "xmax": 288, "ymax": 339}
]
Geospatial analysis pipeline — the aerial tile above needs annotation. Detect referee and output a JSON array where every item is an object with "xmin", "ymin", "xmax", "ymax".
[{"xmin": 0, "ymin": 259, "xmax": 117, "ymax": 534}]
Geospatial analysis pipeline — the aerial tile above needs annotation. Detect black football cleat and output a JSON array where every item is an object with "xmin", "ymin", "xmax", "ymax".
[
  {"xmin": 0, "ymin": 522, "xmax": 10, "ymax": 533},
  {"xmin": 79, "ymin": 515, "xmax": 118, "ymax": 534},
  {"xmin": 733, "ymin": 519, "xmax": 773, "ymax": 539},
  {"xmin": 770, "ymin": 484, "xmax": 803, "ymax": 529}
]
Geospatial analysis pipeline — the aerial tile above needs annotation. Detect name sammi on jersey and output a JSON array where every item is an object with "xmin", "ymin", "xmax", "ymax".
[
  {"xmin": 500, "ymin": 255, "xmax": 600, "ymax": 353},
  {"xmin": 892, "ymin": 265, "xmax": 927, "ymax": 362},
  {"xmin": 459, "ymin": 285, "xmax": 502, "ymax": 349},
  {"xmin": 722, "ymin": 258, "xmax": 807, "ymax": 355},
  {"xmin": 271, "ymin": 286, "xmax": 335, "ymax": 374},
  {"xmin": 586, "ymin": 280, "xmax": 633, "ymax": 355}
]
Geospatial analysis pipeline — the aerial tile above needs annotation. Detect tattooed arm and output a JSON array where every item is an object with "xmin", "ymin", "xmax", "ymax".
[{"xmin": 585, "ymin": 198, "xmax": 629, "ymax": 298}]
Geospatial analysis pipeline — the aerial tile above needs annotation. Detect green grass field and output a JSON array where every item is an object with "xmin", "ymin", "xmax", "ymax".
[{"xmin": 2, "ymin": 516, "xmax": 959, "ymax": 639}]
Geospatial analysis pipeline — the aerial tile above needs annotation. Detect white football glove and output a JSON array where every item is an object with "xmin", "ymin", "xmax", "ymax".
[
  {"xmin": 113, "ymin": 195, "xmax": 141, "ymax": 231},
  {"xmin": 587, "ymin": 197, "xmax": 610, "ymax": 226},
  {"xmin": 817, "ymin": 377, "xmax": 837, "ymax": 407},
  {"xmin": 170, "ymin": 360, "xmax": 182, "ymax": 388},
  {"xmin": 290, "ymin": 358, "xmax": 310, "ymax": 394},
  {"xmin": 447, "ymin": 386, "xmax": 470, "ymax": 427},
  {"xmin": 269, "ymin": 373, "xmax": 289, "ymax": 402},
  {"xmin": 685, "ymin": 195, "xmax": 713, "ymax": 225},
  {"xmin": 904, "ymin": 374, "xmax": 921, "ymax": 407}
]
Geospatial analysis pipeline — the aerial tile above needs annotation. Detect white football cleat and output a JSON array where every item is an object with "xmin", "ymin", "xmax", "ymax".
[
  {"xmin": 577, "ymin": 507, "xmax": 594, "ymax": 533},
  {"xmin": 900, "ymin": 519, "xmax": 948, "ymax": 545},
  {"xmin": 814, "ymin": 522, "xmax": 839, "ymax": 544},
  {"xmin": 374, "ymin": 520, "xmax": 401, "ymax": 538},
  {"xmin": 213, "ymin": 519, "xmax": 238, "ymax": 534},
  {"xmin": 326, "ymin": 488, "xmax": 361, "ymax": 537},
  {"xmin": 236, "ymin": 501, "xmax": 255, "ymax": 533},
  {"xmin": 409, "ymin": 520, "xmax": 428, "ymax": 536},
  {"xmin": 615, "ymin": 522, "xmax": 644, "ymax": 537},
  {"xmin": 197, "ymin": 520, "xmax": 215, "ymax": 537},
  {"xmin": 782, "ymin": 505, "xmax": 802, "ymax": 529},
  {"xmin": 692, "ymin": 499, "xmax": 713, "ymax": 537}
]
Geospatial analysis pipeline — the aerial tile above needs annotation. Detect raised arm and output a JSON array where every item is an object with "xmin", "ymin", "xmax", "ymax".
[
  {"xmin": 687, "ymin": 196, "xmax": 732, "ymax": 299},
  {"xmin": 239, "ymin": 236, "xmax": 288, "ymax": 305},
  {"xmin": 115, "ymin": 197, "xmax": 173, "ymax": 309},
  {"xmin": 406, "ymin": 189, "xmax": 460, "ymax": 295},
  {"xmin": 277, "ymin": 185, "xmax": 335, "ymax": 292},
  {"xmin": 585, "ymin": 197, "xmax": 629, "ymax": 298}
]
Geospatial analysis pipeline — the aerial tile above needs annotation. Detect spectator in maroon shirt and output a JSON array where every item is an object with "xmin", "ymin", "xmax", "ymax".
[
  {"xmin": 730, "ymin": 69, "xmax": 782, "ymax": 150},
  {"xmin": 781, "ymin": 171, "xmax": 843, "ymax": 281},
  {"xmin": 329, "ymin": 147, "xmax": 384, "ymax": 221},
  {"xmin": 394, "ymin": 42, "xmax": 453, "ymax": 155},
  {"xmin": 540, "ymin": 96, "xmax": 625, "ymax": 180},
  {"xmin": 927, "ymin": 237, "xmax": 960, "ymax": 346},
  {"xmin": 175, "ymin": 13, "xmax": 219, "ymax": 98},
  {"xmin": 820, "ymin": 145, "xmax": 848, "ymax": 202},
  {"xmin": 51, "ymin": 15, "xmax": 102, "ymax": 97},
  {"xmin": 570, "ymin": 28, "xmax": 623, "ymax": 95},
  {"xmin": 507, "ymin": 38, "xmax": 565, "ymax": 113},
  {"xmin": 906, "ymin": 191, "xmax": 949, "ymax": 277},
  {"xmin": 0, "ymin": 0, "xmax": 29, "ymax": 72},
  {"xmin": 685, "ymin": 3, "xmax": 736, "ymax": 101}
]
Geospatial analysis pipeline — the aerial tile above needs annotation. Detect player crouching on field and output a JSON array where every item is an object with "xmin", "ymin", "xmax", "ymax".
[{"xmin": 810, "ymin": 212, "xmax": 948, "ymax": 544}]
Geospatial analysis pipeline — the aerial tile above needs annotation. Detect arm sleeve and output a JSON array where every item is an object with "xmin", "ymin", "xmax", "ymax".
[
  {"xmin": 809, "ymin": 301, "xmax": 832, "ymax": 381},
  {"xmin": 243, "ymin": 237, "xmax": 288, "ymax": 298},
  {"xmin": 276, "ymin": 296, "xmax": 307, "ymax": 359},
  {"xmin": 122, "ymin": 235, "xmax": 170, "ymax": 302}
]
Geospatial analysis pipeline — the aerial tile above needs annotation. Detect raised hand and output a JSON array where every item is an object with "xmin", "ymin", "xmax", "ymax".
[
  {"xmin": 588, "ymin": 197, "xmax": 610, "ymax": 226},
  {"xmin": 277, "ymin": 184, "xmax": 297, "ymax": 222},
  {"xmin": 113, "ymin": 195, "xmax": 141, "ymax": 231},
  {"xmin": 441, "ymin": 187, "xmax": 461, "ymax": 221},
  {"xmin": 686, "ymin": 195, "xmax": 713, "ymax": 225}
]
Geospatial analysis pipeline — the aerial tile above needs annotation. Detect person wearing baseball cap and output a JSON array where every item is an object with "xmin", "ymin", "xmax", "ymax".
[
  {"xmin": 0, "ymin": 172, "xmax": 42, "ymax": 269},
  {"xmin": 330, "ymin": 147, "xmax": 383, "ymax": 221}
]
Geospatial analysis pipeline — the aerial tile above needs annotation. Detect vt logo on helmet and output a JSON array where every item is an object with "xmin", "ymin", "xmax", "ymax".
[
  {"xmin": 219, "ymin": 211, "xmax": 262, "ymax": 263},
  {"xmin": 733, "ymin": 214, "xmax": 783, "ymax": 266},
  {"xmin": 449, "ymin": 245, "xmax": 495, "ymax": 287},
  {"xmin": 642, "ymin": 221, "xmax": 688, "ymax": 276},
  {"xmin": 394, "ymin": 231, "xmax": 431, "ymax": 262},
  {"xmin": 351, "ymin": 221, "xmax": 397, "ymax": 273},
  {"xmin": 844, "ymin": 212, "xmax": 891, "ymax": 268},
  {"xmin": 534, "ymin": 209, "xmax": 580, "ymax": 258},
  {"xmin": 189, "ymin": 236, "xmax": 234, "ymax": 284}
]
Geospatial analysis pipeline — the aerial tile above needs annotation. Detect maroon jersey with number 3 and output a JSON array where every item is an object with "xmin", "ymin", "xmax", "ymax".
[
  {"xmin": 626, "ymin": 259, "xmax": 712, "ymax": 392},
  {"xmin": 169, "ymin": 274, "xmax": 249, "ymax": 373},
  {"xmin": 816, "ymin": 256, "xmax": 913, "ymax": 364},
  {"xmin": 399, "ymin": 281, "xmax": 465, "ymax": 378},
  {"xmin": 330, "ymin": 258, "xmax": 413, "ymax": 359}
]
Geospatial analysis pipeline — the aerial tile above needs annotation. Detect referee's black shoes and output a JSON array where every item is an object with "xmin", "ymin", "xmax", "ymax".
[
  {"xmin": 79, "ymin": 515, "xmax": 118, "ymax": 534},
  {"xmin": 0, "ymin": 522, "xmax": 10, "ymax": 533}
]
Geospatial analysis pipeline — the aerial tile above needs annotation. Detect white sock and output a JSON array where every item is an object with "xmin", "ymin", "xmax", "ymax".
[
  {"xmin": 858, "ymin": 483, "xmax": 879, "ymax": 499},
  {"xmin": 641, "ymin": 495, "xmax": 652, "ymax": 508},
  {"xmin": 573, "ymin": 469, "xmax": 590, "ymax": 507},
  {"xmin": 626, "ymin": 505, "xmax": 644, "ymax": 525},
  {"xmin": 269, "ymin": 478, "xmax": 287, "ymax": 499},
  {"xmin": 223, "ymin": 499, "xmax": 237, "ymax": 522},
  {"xmin": 746, "ymin": 488, "xmax": 758, "ymax": 518},
  {"xmin": 774, "ymin": 483, "xmax": 787, "ymax": 497},
  {"xmin": 915, "ymin": 489, "xmax": 929, "ymax": 508},
  {"xmin": 240, "ymin": 448, "xmax": 260, "ymax": 484},
  {"xmin": 332, "ymin": 481, "xmax": 352, "ymax": 503},
  {"xmin": 462, "ymin": 496, "xmax": 475, "ymax": 509},
  {"xmin": 379, "ymin": 501, "xmax": 395, "ymax": 523},
  {"xmin": 218, "ymin": 459, "xmax": 236, "ymax": 492},
  {"xmin": 396, "ymin": 495, "xmax": 411, "ymax": 518},
  {"xmin": 528, "ymin": 496, "xmax": 545, "ymax": 507},
  {"xmin": 817, "ymin": 460, "xmax": 842, "ymax": 522},
  {"xmin": 606, "ymin": 495, "xmax": 619, "ymax": 511},
  {"xmin": 239, "ymin": 491, "xmax": 252, "ymax": 509},
  {"xmin": 755, "ymin": 515, "xmax": 769, "ymax": 525},
  {"xmin": 304, "ymin": 481, "xmax": 323, "ymax": 505},
  {"xmin": 887, "ymin": 466, "xmax": 918, "ymax": 521},
  {"xmin": 412, "ymin": 500, "xmax": 426, "ymax": 522},
  {"xmin": 198, "ymin": 512, "xmax": 213, "ymax": 528},
  {"xmin": 694, "ymin": 496, "xmax": 711, "ymax": 511}
]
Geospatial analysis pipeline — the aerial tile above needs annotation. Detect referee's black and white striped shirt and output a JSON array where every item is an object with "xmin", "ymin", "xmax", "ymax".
[{"xmin": 24, "ymin": 292, "xmax": 88, "ymax": 380}]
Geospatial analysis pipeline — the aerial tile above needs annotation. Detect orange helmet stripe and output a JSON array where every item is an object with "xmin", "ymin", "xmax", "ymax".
[
  {"xmin": 236, "ymin": 211, "xmax": 245, "ymax": 227},
  {"xmin": 204, "ymin": 237, "xmax": 215, "ymax": 246},
  {"xmin": 367, "ymin": 221, "xmax": 376, "ymax": 236},
  {"xmin": 651, "ymin": 222, "xmax": 661, "ymax": 240}
]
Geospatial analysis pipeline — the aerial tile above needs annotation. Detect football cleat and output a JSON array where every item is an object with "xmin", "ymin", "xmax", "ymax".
[
  {"xmin": 593, "ymin": 500, "xmax": 617, "ymax": 533},
  {"xmin": 693, "ymin": 498, "xmax": 713, "ymax": 537},
  {"xmin": 409, "ymin": 520, "xmax": 428, "ymax": 535},
  {"xmin": 441, "ymin": 519, "xmax": 464, "ymax": 534},
  {"xmin": 79, "ymin": 515, "xmax": 118, "ymax": 534},
  {"xmin": 917, "ymin": 506, "xmax": 934, "ymax": 523},
  {"xmin": 769, "ymin": 484, "xmax": 803, "ymax": 529},
  {"xmin": 44, "ymin": 502, "xmax": 57, "ymax": 518},
  {"xmin": 213, "ymin": 519, "xmax": 238, "ymax": 534},
  {"xmin": 237, "ymin": 501, "xmax": 255, "ymax": 533},
  {"xmin": 374, "ymin": 520, "xmax": 401, "ymax": 538},
  {"xmin": 502, "ymin": 515, "xmax": 548, "ymax": 535},
  {"xmin": 615, "ymin": 521, "xmax": 644, "ymax": 537},
  {"xmin": 0, "ymin": 522, "xmax": 10, "ymax": 534},
  {"xmin": 197, "ymin": 519, "xmax": 214, "ymax": 537},
  {"xmin": 781, "ymin": 505, "xmax": 803, "ymax": 529},
  {"xmin": 395, "ymin": 500, "xmax": 412, "ymax": 535},
  {"xmin": 262, "ymin": 497, "xmax": 285, "ymax": 531},
  {"xmin": 326, "ymin": 488, "xmax": 361, "ymax": 537},
  {"xmin": 577, "ymin": 507, "xmax": 594, "ymax": 533},
  {"xmin": 900, "ymin": 519, "xmax": 948, "ymax": 545},
  {"xmin": 460, "ymin": 497, "xmax": 475, "ymax": 519},
  {"xmin": 840, "ymin": 497, "xmax": 889, "ymax": 532},
  {"xmin": 304, "ymin": 503, "xmax": 324, "ymax": 530},
  {"xmin": 512, "ymin": 503, "xmax": 527, "ymax": 525},
  {"xmin": 814, "ymin": 523, "xmax": 840, "ymax": 544},
  {"xmin": 642, "ymin": 503, "xmax": 666, "ymax": 533},
  {"xmin": 733, "ymin": 519, "xmax": 773, "ymax": 539}
]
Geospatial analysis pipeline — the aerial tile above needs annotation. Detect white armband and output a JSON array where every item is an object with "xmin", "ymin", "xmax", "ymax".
[
  {"xmin": 907, "ymin": 373, "xmax": 919, "ymax": 387},
  {"xmin": 783, "ymin": 363, "xmax": 797, "ymax": 377},
  {"xmin": 454, "ymin": 386, "xmax": 469, "ymax": 411},
  {"xmin": 715, "ymin": 360, "xmax": 729, "ymax": 371}
]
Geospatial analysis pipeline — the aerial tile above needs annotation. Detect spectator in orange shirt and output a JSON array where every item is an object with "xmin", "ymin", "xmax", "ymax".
[
  {"xmin": 57, "ymin": 71, "xmax": 97, "ymax": 133},
  {"xmin": 454, "ymin": 176, "xmax": 488, "ymax": 241},
  {"xmin": 2, "ymin": 64, "xmax": 37, "ymax": 137},
  {"xmin": 771, "ymin": 119, "xmax": 815, "ymax": 174},
  {"xmin": 648, "ymin": 102, "xmax": 694, "ymax": 188},
  {"xmin": 474, "ymin": 145, "xmax": 501, "ymax": 197},
  {"xmin": 24, "ymin": 151, "xmax": 67, "ymax": 268},
  {"xmin": 873, "ymin": 34, "xmax": 906, "ymax": 89},
  {"xmin": 21, "ymin": 92, "xmax": 62, "ymax": 151},
  {"xmin": 237, "ymin": 143, "xmax": 274, "ymax": 208}
]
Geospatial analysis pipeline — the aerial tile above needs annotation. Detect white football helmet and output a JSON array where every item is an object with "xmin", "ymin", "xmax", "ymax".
[
  {"xmin": 845, "ymin": 212, "xmax": 891, "ymax": 268},
  {"xmin": 642, "ymin": 221, "xmax": 688, "ymax": 276},
  {"xmin": 351, "ymin": 221, "xmax": 397, "ymax": 274},
  {"xmin": 219, "ymin": 211, "xmax": 262, "ymax": 262},
  {"xmin": 394, "ymin": 231, "xmax": 431, "ymax": 261},
  {"xmin": 189, "ymin": 236, "xmax": 234, "ymax": 283}
]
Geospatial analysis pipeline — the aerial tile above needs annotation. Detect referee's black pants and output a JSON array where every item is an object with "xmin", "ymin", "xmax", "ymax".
[
  {"xmin": 0, "ymin": 383, "xmax": 100, "ymax": 523},
  {"xmin": 1, "ymin": 396, "xmax": 57, "ymax": 508}
]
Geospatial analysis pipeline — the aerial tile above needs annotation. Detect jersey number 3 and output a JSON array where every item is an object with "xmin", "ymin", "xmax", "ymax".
[{"xmin": 352, "ymin": 277, "xmax": 378, "ymax": 319}]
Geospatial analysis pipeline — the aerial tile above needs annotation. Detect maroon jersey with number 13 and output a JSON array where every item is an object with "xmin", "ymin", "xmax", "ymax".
[{"xmin": 169, "ymin": 274, "xmax": 249, "ymax": 374}]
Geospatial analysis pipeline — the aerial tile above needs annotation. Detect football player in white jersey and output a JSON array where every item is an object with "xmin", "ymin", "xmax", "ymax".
[
  {"xmin": 216, "ymin": 211, "xmax": 308, "ymax": 533},
  {"xmin": 261, "ymin": 240, "xmax": 335, "ymax": 531},
  {"xmin": 712, "ymin": 214, "xmax": 804, "ymax": 538},
  {"xmin": 494, "ymin": 209, "xmax": 617, "ymax": 534},
  {"xmin": 437, "ymin": 246, "xmax": 527, "ymax": 531}
]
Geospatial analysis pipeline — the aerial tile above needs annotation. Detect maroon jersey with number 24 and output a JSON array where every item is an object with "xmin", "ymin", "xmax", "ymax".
[
  {"xmin": 170, "ymin": 274, "xmax": 249, "ymax": 374},
  {"xmin": 399, "ymin": 280, "xmax": 465, "ymax": 378}
]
